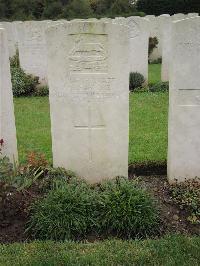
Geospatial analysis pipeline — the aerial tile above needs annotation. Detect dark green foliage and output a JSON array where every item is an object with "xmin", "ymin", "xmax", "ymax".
[
  {"xmin": 96, "ymin": 177, "xmax": 159, "ymax": 238},
  {"xmin": 129, "ymin": 72, "xmax": 145, "ymax": 91},
  {"xmin": 10, "ymin": 52, "xmax": 39, "ymax": 97},
  {"xmin": 34, "ymin": 85, "xmax": 49, "ymax": 96},
  {"xmin": 149, "ymin": 82, "xmax": 169, "ymax": 92},
  {"xmin": 27, "ymin": 178, "xmax": 98, "ymax": 240},
  {"xmin": 148, "ymin": 37, "xmax": 158, "ymax": 57},
  {"xmin": 63, "ymin": 0, "xmax": 93, "ymax": 19},
  {"xmin": 0, "ymin": 0, "xmax": 140, "ymax": 20},
  {"xmin": 43, "ymin": 1, "xmax": 63, "ymax": 19},
  {"xmin": 137, "ymin": 0, "xmax": 200, "ymax": 16},
  {"xmin": 149, "ymin": 58, "xmax": 162, "ymax": 64},
  {"xmin": 0, "ymin": 157, "xmax": 14, "ymax": 182},
  {"xmin": 170, "ymin": 178, "xmax": 200, "ymax": 224}
]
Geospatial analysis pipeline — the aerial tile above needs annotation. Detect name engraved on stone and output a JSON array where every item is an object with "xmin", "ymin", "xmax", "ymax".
[{"xmin": 69, "ymin": 77, "xmax": 115, "ymax": 102}]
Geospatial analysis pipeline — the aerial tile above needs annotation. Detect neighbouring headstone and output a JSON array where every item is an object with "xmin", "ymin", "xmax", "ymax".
[
  {"xmin": 46, "ymin": 21, "xmax": 129, "ymax": 183},
  {"xmin": 187, "ymin": 13, "xmax": 199, "ymax": 18},
  {"xmin": 126, "ymin": 16, "xmax": 149, "ymax": 81},
  {"xmin": 147, "ymin": 16, "xmax": 162, "ymax": 61},
  {"xmin": 168, "ymin": 17, "xmax": 200, "ymax": 182},
  {"xmin": 17, "ymin": 21, "xmax": 49, "ymax": 84},
  {"xmin": 114, "ymin": 16, "xmax": 149, "ymax": 81},
  {"xmin": 172, "ymin": 13, "xmax": 186, "ymax": 21},
  {"xmin": 0, "ymin": 28, "xmax": 18, "ymax": 163},
  {"xmin": 0, "ymin": 22, "xmax": 18, "ymax": 58},
  {"xmin": 160, "ymin": 16, "xmax": 172, "ymax": 81}
]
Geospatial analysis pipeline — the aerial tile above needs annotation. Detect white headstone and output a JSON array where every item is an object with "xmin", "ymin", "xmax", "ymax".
[
  {"xmin": 127, "ymin": 16, "xmax": 149, "ymax": 80},
  {"xmin": 187, "ymin": 13, "xmax": 199, "ymax": 18},
  {"xmin": 17, "ymin": 21, "xmax": 49, "ymax": 84},
  {"xmin": 46, "ymin": 21, "xmax": 129, "ymax": 183},
  {"xmin": 114, "ymin": 16, "xmax": 149, "ymax": 80},
  {"xmin": 172, "ymin": 13, "xmax": 186, "ymax": 21},
  {"xmin": 148, "ymin": 16, "xmax": 162, "ymax": 61},
  {"xmin": 160, "ymin": 16, "xmax": 172, "ymax": 81},
  {"xmin": 0, "ymin": 28, "xmax": 18, "ymax": 163},
  {"xmin": 168, "ymin": 17, "xmax": 200, "ymax": 182},
  {"xmin": 0, "ymin": 22, "xmax": 18, "ymax": 58}
]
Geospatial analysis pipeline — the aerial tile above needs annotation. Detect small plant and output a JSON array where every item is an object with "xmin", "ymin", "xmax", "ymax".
[
  {"xmin": 26, "ymin": 152, "xmax": 48, "ymax": 169},
  {"xmin": 149, "ymin": 58, "xmax": 162, "ymax": 64},
  {"xmin": 129, "ymin": 72, "xmax": 145, "ymax": 92},
  {"xmin": 96, "ymin": 177, "xmax": 159, "ymax": 238},
  {"xmin": 0, "ymin": 157, "xmax": 14, "ymax": 182},
  {"xmin": 169, "ymin": 178, "xmax": 200, "ymax": 224},
  {"xmin": 10, "ymin": 52, "xmax": 39, "ymax": 97},
  {"xmin": 34, "ymin": 85, "xmax": 49, "ymax": 97},
  {"xmin": 149, "ymin": 82, "xmax": 169, "ymax": 92},
  {"xmin": 27, "ymin": 178, "xmax": 98, "ymax": 241}
]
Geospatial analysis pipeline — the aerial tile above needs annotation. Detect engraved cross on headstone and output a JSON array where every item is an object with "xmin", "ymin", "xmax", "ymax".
[{"xmin": 74, "ymin": 89, "xmax": 106, "ymax": 162}]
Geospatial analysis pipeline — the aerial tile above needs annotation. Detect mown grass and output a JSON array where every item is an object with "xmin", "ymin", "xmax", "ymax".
[
  {"xmin": 14, "ymin": 64, "xmax": 167, "ymax": 164},
  {"xmin": 0, "ymin": 235, "xmax": 199, "ymax": 266},
  {"xmin": 149, "ymin": 63, "xmax": 161, "ymax": 85}
]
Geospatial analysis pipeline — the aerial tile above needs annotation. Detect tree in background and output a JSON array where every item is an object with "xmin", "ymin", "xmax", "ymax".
[
  {"xmin": 63, "ymin": 0, "xmax": 93, "ymax": 18},
  {"xmin": 43, "ymin": 1, "xmax": 63, "ymax": 19},
  {"xmin": 0, "ymin": 0, "xmax": 141, "ymax": 20},
  {"xmin": 137, "ymin": 0, "xmax": 200, "ymax": 16}
]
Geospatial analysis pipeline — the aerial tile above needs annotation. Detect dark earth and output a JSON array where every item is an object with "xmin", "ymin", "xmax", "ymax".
[{"xmin": 0, "ymin": 163, "xmax": 199, "ymax": 244}]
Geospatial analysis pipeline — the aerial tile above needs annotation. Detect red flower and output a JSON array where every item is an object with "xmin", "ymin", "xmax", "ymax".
[{"xmin": 0, "ymin": 139, "xmax": 4, "ymax": 146}]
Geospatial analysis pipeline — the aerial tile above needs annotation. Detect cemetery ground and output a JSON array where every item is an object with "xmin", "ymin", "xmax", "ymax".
[{"xmin": 0, "ymin": 64, "xmax": 199, "ymax": 264}]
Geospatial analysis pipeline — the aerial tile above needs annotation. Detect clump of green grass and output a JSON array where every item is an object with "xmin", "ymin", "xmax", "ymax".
[{"xmin": 96, "ymin": 177, "xmax": 159, "ymax": 238}]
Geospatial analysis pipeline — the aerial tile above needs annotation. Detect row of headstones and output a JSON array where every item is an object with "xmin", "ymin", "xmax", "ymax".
[
  {"xmin": 1, "ymin": 17, "xmax": 200, "ymax": 184},
  {"xmin": 0, "ymin": 13, "xmax": 199, "ymax": 86}
]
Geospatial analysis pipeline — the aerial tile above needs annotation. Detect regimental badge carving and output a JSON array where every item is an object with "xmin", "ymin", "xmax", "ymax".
[{"xmin": 69, "ymin": 34, "xmax": 108, "ymax": 73}]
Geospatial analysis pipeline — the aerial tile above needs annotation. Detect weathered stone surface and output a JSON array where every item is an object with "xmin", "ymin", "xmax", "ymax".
[
  {"xmin": 114, "ymin": 16, "xmax": 149, "ymax": 80},
  {"xmin": 0, "ymin": 22, "xmax": 18, "ymax": 57},
  {"xmin": 187, "ymin": 13, "xmax": 199, "ymax": 18},
  {"xmin": 147, "ymin": 16, "xmax": 161, "ymax": 61},
  {"xmin": 17, "ymin": 21, "xmax": 49, "ymax": 84},
  {"xmin": 46, "ymin": 21, "xmax": 129, "ymax": 182},
  {"xmin": 160, "ymin": 16, "xmax": 172, "ymax": 81},
  {"xmin": 126, "ymin": 16, "xmax": 149, "ymax": 80},
  {"xmin": 0, "ymin": 28, "xmax": 18, "ymax": 163},
  {"xmin": 168, "ymin": 17, "xmax": 200, "ymax": 182},
  {"xmin": 172, "ymin": 13, "xmax": 186, "ymax": 21}
]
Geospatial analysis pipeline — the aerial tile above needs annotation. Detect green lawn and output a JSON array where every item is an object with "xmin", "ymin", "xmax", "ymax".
[
  {"xmin": 0, "ymin": 235, "xmax": 199, "ymax": 266},
  {"xmin": 14, "ymin": 64, "xmax": 167, "ymax": 164},
  {"xmin": 149, "ymin": 63, "xmax": 161, "ymax": 85}
]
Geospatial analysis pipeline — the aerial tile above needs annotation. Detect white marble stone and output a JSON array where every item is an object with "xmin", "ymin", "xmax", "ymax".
[
  {"xmin": 160, "ymin": 16, "xmax": 172, "ymax": 81},
  {"xmin": 46, "ymin": 21, "xmax": 129, "ymax": 183},
  {"xmin": 0, "ymin": 22, "xmax": 18, "ymax": 57},
  {"xmin": 0, "ymin": 28, "xmax": 18, "ymax": 163},
  {"xmin": 172, "ymin": 13, "xmax": 186, "ymax": 21},
  {"xmin": 114, "ymin": 16, "xmax": 149, "ymax": 80},
  {"xmin": 147, "ymin": 16, "xmax": 162, "ymax": 61},
  {"xmin": 17, "ymin": 21, "xmax": 49, "ymax": 84},
  {"xmin": 127, "ymin": 16, "xmax": 149, "ymax": 80},
  {"xmin": 187, "ymin": 13, "xmax": 199, "ymax": 18},
  {"xmin": 168, "ymin": 17, "xmax": 200, "ymax": 182}
]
